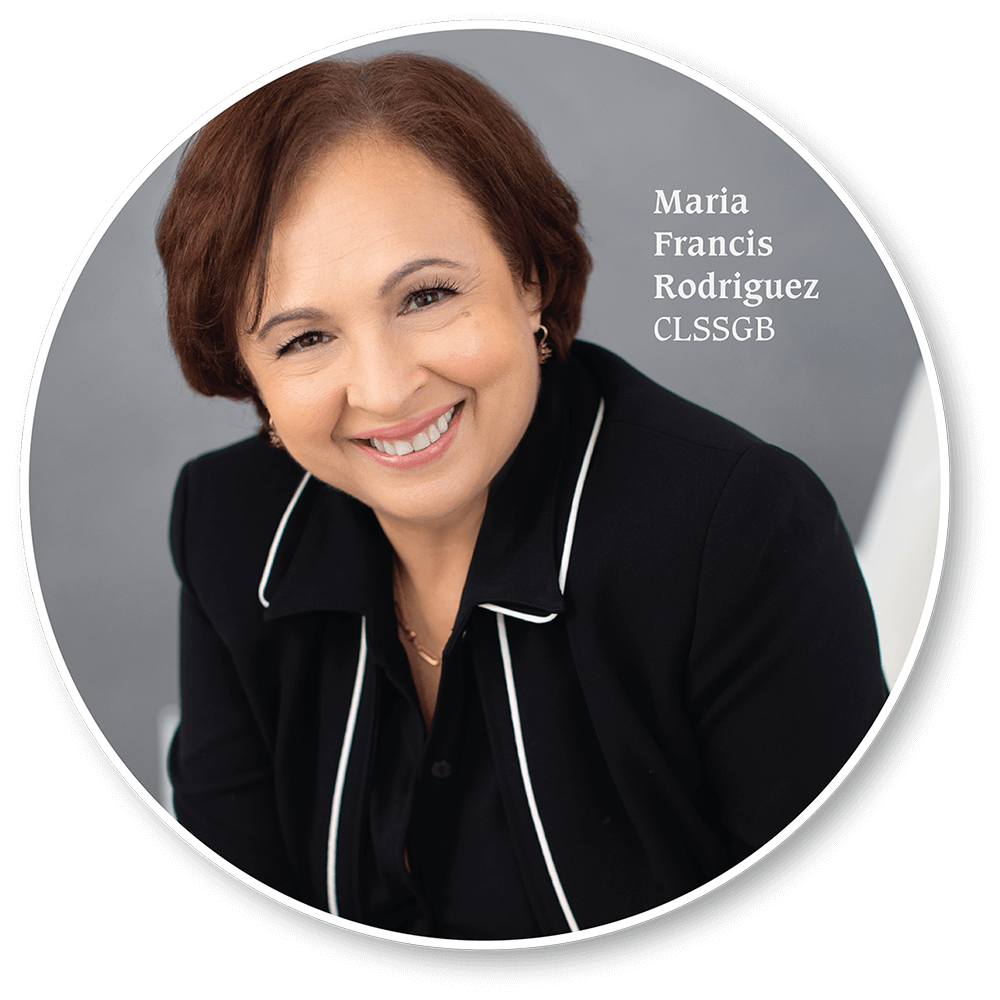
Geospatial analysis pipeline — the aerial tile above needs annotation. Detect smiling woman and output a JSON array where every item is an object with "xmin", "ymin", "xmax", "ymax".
[{"xmin": 156, "ymin": 52, "xmax": 887, "ymax": 941}]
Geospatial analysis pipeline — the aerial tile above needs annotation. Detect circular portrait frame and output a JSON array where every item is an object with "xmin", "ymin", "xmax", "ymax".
[{"xmin": 22, "ymin": 22, "xmax": 976, "ymax": 980}]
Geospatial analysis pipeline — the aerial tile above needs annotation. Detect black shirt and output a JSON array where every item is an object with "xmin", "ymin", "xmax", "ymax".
[{"xmin": 364, "ymin": 631, "xmax": 541, "ymax": 938}]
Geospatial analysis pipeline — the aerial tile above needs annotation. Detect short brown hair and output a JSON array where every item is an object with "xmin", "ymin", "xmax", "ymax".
[{"xmin": 156, "ymin": 53, "xmax": 592, "ymax": 423}]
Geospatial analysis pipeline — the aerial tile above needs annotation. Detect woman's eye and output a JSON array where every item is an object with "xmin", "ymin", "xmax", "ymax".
[
  {"xmin": 401, "ymin": 286, "xmax": 455, "ymax": 314},
  {"xmin": 278, "ymin": 331, "xmax": 331, "ymax": 356}
]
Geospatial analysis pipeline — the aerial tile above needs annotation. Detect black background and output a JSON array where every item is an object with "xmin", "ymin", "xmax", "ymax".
[{"xmin": 19, "ymin": 21, "xmax": 980, "ymax": 991}]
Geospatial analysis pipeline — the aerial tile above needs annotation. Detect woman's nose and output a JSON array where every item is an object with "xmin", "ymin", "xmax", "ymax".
[{"xmin": 343, "ymin": 331, "xmax": 427, "ymax": 417}]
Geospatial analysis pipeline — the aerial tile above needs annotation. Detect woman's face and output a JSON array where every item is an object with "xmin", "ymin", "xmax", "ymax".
[{"xmin": 239, "ymin": 138, "xmax": 543, "ymax": 528}]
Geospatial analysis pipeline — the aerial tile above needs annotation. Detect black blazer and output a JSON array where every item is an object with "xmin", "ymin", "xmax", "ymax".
[{"xmin": 169, "ymin": 341, "xmax": 886, "ymax": 936}]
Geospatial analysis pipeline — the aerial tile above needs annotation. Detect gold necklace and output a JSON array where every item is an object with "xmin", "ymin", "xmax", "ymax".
[{"xmin": 393, "ymin": 563, "xmax": 441, "ymax": 668}]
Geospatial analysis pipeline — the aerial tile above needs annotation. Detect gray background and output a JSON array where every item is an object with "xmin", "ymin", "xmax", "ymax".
[{"xmin": 29, "ymin": 30, "xmax": 921, "ymax": 799}]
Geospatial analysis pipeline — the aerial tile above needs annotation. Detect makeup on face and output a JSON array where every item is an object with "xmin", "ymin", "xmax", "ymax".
[{"xmin": 239, "ymin": 139, "xmax": 542, "ymax": 528}]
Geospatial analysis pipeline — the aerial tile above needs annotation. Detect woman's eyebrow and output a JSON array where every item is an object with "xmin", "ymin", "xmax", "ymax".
[
  {"xmin": 378, "ymin": 257, "xmax": 464, "ymax": 297},
  {"xmin": 255, "ymin": 307, "xmax": 327, "ymax": 341}
]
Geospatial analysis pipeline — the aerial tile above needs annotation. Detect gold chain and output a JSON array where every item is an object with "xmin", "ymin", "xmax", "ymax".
[{"xmin": 392, "ymin": 562, "xmax": 441, "ymax": 667}]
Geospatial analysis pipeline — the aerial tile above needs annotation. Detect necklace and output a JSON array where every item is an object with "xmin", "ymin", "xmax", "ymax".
[{"xmin": 393, "ymin": 562, "xmax": 441, "ymax": 667}]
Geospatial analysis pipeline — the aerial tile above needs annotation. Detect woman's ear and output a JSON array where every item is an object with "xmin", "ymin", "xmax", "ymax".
[{"xmin": 520, "ymin": 272, "xmax": 543, "ymax": 327}]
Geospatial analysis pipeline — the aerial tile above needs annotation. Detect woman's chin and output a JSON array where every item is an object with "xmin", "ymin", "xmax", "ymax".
[{"xmin": 368, "ymin": 484, "xmax": 489, "ymax": 530}]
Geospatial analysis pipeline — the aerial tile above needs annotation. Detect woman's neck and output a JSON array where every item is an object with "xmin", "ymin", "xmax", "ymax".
[
  {"xmin": 376, "ymin": 491, "xmax": 488, "ymax": 729},
  {"xmin": 376, "ymin": 488, "xmax": 487, "ymax": 593}
]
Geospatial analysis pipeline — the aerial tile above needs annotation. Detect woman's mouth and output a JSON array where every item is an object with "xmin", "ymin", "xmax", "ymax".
[
  {"xmin": 369, "ymin": 404, "xmax": 457, "ymax": 455},
  {"xmin": 355, "ymin": 401, "xmax": 464, "ymax": 468}
]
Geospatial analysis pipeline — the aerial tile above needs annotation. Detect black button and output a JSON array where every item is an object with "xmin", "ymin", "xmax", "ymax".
[{"xmin": 430, "ymin": 760, "xmax": 452, "ymax": 778}]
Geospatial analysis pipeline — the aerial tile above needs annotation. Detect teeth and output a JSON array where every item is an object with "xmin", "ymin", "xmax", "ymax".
[{"xmin": 370, "ymin": 405, "xmax": 456, "ymax": 456}]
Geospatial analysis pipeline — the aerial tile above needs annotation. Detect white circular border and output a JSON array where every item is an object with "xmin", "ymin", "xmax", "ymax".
[{"xmin": 18, "ymin": 18, "xmax": 950, "ymax": 953}]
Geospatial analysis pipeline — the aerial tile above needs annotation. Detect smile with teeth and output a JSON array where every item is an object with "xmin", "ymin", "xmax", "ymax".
[{"xmin": 368, "ymin": 405, "xmax": 457, "ymax": 456}]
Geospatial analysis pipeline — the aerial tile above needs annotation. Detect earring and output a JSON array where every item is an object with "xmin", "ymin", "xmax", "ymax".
[
  {"xmin": 536, "ymin": 325, "xmax": 553, "ymax": 365},
  {"xmin": 267, "ymin": 418, "xmax": 284, "ymax": 450}
]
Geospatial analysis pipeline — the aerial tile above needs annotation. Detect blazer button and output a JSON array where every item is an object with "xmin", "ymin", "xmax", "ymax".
[{"xmin": 430, "ymin": 760, "xmax": 452, "ymax": 778}]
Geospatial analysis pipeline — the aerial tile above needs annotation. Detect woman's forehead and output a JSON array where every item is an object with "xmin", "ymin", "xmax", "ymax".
[
  {"xmin": 283, "ymin": 138, "xmax": 470, "ymax": 224},
  {"xmin": 266, "ymin": 141, "xmax": 506, "ymax": 305},
  {"xmin": 268, "ymin": 140, "xmax": 497, "ymax": 283}
]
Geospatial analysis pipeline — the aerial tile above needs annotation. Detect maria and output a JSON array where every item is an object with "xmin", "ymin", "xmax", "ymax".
[{"xmin": 653, "ymin": 187, "xmax": 748, "ymax": 214}]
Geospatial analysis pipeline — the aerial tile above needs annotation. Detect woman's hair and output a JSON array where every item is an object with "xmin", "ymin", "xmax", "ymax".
[{"xmin": 156, "ymin": 53, "xmax": 592, "ymax": 423}]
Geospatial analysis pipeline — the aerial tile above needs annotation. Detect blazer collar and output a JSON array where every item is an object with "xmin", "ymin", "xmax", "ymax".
[{"xmin": 259, "ymin": 350, "xmax": 601, "ymax": 628}]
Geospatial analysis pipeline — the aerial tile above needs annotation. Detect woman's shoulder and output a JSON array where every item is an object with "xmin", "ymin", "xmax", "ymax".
[
  {"xmin": 564, "ymin": 345, "xmax": 871, "ymax": 669},
  {"xmin": 169, "ymin": 435, "xmax": 312, "ymax": 593},
  {"xmin": 172, "ymin": 435, "xmax": 309, "ymax": 535},
  {"xmin": 177, "ymin": 433, "xmax": 302, "ymax": 489},
  {"xmin": 567, "ymin": 340, "xmax": 838, "ymax": 535},
  {"xmin": 570, "ymin": 341, "xmax": 763, "ymax": 458}
]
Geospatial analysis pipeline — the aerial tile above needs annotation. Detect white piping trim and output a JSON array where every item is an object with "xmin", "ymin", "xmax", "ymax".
[
  {"xmin": 326, "ymin": 616, "xmax": 367, "ymax": 916},
  {"xmin": 482, "ymin": 401, "xmax": 603, "ymax": 931},
  {"xmin": 559, "ymin": 397, "xmax": 604, "ymax": 592},
  {"xmin": 257, "ymin": 471, "xmax": 312, "ymax": 608},
  {"xmin": 478, "ymin": 603, "xmax": 558, "ymax": 624},
  {"xmin": 479, "ymin": 398, "xmax": 605, "ymax": 621},
  {"xmin": 495, "ymin": 612, "xmax": 579, "ymax": 933}
]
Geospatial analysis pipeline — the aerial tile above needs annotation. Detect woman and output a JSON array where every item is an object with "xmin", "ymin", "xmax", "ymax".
[{"xmin": 159, "ymin": 53, "xmax": 887, "ymax": 940}]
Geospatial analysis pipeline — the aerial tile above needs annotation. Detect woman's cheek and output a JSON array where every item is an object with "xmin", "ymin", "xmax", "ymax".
[{"xmin": 442, "ymin": 315, "xmax": 533, "ymax": 387}]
